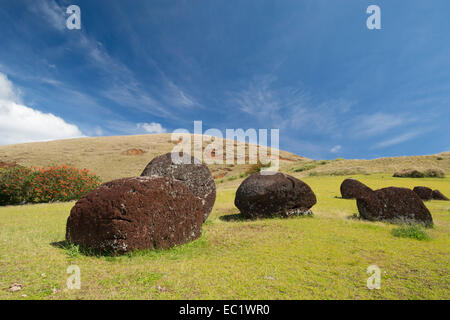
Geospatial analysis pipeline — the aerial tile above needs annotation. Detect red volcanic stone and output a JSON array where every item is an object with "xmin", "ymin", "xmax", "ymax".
[
  {"xmin": 340, "ymin": 178, "xmax": 373, "ymax": 199},
  {"xmin": 234, "ymin": 172, "xmax": 317, "ymax": 219},
  {"xmin": 66, "ymin": 177, "xmax": 203, "ymax": 254},
  {"xmin": 432, "ymin": 189, "xmax": 449, "ymax": 201},
  {"xmin": 357, "ymin": 187, "xmax": 433, "ymax": 225},
  {"xmin": 141, "ymin": 152, "xmax": 216, "ymax": 222},
  {"xmin": 413, "ymin": 186, "xmax": 433, "ymax": 201}
]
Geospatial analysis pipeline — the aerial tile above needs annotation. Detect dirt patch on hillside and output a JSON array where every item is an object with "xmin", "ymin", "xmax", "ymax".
[
  {"xmin": 0, "ymin": 161, "xmax": 18, "ymax": 169},
  {"xmin": 213, "ymin": 172, "xmax": 227, "ymax": 180},
  {"xmin": 122, "ymin": 148, "xmax": 145, "ymax": 156}
]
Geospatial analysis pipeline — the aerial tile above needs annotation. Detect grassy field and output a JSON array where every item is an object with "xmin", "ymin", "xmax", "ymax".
[{"xmin": 1, "ymin": 174, "xmax": 449, "ymax": 300}]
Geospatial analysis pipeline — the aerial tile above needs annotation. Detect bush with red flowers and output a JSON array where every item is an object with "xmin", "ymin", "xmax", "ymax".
[{"xmin": 0, "ymin": 165, "xmax": 101, "ymax": 205}]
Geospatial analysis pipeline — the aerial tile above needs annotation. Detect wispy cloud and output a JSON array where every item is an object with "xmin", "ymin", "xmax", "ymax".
[
  {"xmin": 353, "ymin": 113, "xmax": 417, "ymax": 136},
  {"xmin": 330, "ymin": 145, "xmax": 342, "ymax": 153},
  {"xmin": 101, "ymin": 83, "xmax": 175, "ymax": 119},
  {"xmin": 232, "ymin": 75, "xmax": 354, "ymax": 134},
  {"xmin": 234, "ymin": 75, "xmax": 282, "ymax": 118},
  {"xmin": 29, "ymin": 0, "xmax": 66, "ymax": 31},
  {"xmin": 77, "ymin": 33, "xmax": 198, "ymax": 120},
  {"xmin": 372, "ymin": 130, "xmax": 424, "ymax": 149},
  {"xmin": 27, "ymin": 1, "xmax": 198, "ymax": 121},
  {"xmin": 163, "ymin": 80, "xmax": 198, "ymax": 108}
]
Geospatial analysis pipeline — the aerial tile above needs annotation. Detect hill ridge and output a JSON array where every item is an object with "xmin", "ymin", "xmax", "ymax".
[{"xmin": 0, "ymin": 134, "xmax": 448, "ymax": 182}]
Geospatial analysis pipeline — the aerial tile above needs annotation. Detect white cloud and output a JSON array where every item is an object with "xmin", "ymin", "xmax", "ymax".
[
  {"xmin": 0, "ymin": 73, "xmax": 20, "ymax": 102},
  {"xmin": 330, "ymin": 145, "xmax": 342, "ymax": 153},
  {"xmin": 0, "ymin": 73, "xmax": 84, "ymax": 145},
  {"xmin": 137, "ymin": 122, "xmax": 167, "ymax": 134}
]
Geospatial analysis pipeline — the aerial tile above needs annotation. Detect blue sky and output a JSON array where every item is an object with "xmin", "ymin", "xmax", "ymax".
[{"xmin": 0, "ymin": 0, "xmax": 449, "ymax": 159}]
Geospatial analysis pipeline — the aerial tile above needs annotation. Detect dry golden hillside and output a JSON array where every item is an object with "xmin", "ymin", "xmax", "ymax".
[
  {"xmin": 0, "ymin": 134, "xmax": 304, "ymax": 182},
  {"xmin": 0, "ymin": 134, "xmax": 448, "ymax": 183},
  {"xmin": 284, "ymin": 152, "xmax": 450, "ymax": 178}
]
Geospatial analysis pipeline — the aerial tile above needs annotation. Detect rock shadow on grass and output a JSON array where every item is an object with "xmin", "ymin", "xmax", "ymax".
[
  {"xmin": 51, "ymin": 236, "xmax": 210, "ymax": 258},
  {"xmin": 219, "ymin": 212, "xmax": 247, "ymax": 222},
  {"xmin": 219, "ymin": 211, "xmax": 314, "ymax": 222},
  {"xmin": 51, "ymin": 240, "xmax": 117, "ymax": 257},
  {"xmin": 346, "ymin": 213, "xmax": 362, "ymax": 220}
]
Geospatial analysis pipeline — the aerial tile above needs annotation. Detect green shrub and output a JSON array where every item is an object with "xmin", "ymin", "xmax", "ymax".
[
  {"xmin": 294, "ymin": 160, "xmax": 329, "ymax": 173},
  {"xmin": 294, "ymin": 162, "xmax": 319, "ymax": 172},
  {"xmin": 0, "ymin": 165, "xmax": 101, "ymax": 206},
  {"xmin": 0, "ymin": 166, "xmax": 35, "ymax": 205},
  {"xmin": 393, "ymin": 168, "xmax": 445, "ymax": 178},
  {"xmin": 304, "ymin": 165, "xmax": 367, "ymax": 176},
  {"xmin": 423, "ymin": 168, "xmax": 445, "ymax": 178},
  {"xmin": 327, "ymin": 167, "xmax": 368, "ymax": 176},
  {"xmin": 393, "ymin": 169, "xmax": 424, "ymax": 178},
  {"xmin": 246, "ymin": 161, "xmax": 272, "ymax": 175},
  {"xmin": 392, "ymin": 224, "xmax": 430, "ymax": 241}
]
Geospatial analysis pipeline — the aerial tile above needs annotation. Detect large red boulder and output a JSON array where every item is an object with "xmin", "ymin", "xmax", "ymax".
[
  {"xmin": 234, "ymin": 172, "xmax": 316, "ymax": 219},
  {"xmin": 340, "ymin": 178, "xmax": 373, "ymax": 199},
  {"xmin": 413, "ymin": 186, "xmax": 433, "ymax": 201},
  {"xmin": 357, "ymin": 187, "xmax": 433, "ymax": 225},
  {"xmin": 141, "ymin": 152, "xmax": 216, "ymax": 222},
  {"xmin": 66, "ymin": 177, "xmax": 203, "ymax": 254}
]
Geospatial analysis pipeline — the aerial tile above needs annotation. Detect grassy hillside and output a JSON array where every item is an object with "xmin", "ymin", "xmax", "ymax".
[
  {"xmin": 0, "ymin": 174, "xmax": 449, "ymax": 299},
  {"xmin": 1, "ymin": 134, "xmax": 448, "ymax": 184},
  {"xmin": 0, "ymin": 134, "xmax": 304, "ymax": 182},
  {"xmin": 284, "ymin": 153, "xmax": 450, "ymax": 177}
]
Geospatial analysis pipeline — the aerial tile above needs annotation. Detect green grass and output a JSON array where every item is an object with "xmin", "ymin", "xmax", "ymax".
[
  {"xmin": 0, "ymin": 174, "xmax": 449, "ymax": 300},
  {"xmin": 392, "ymin": 225, "xmax": 430, "ymax": 241}
]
